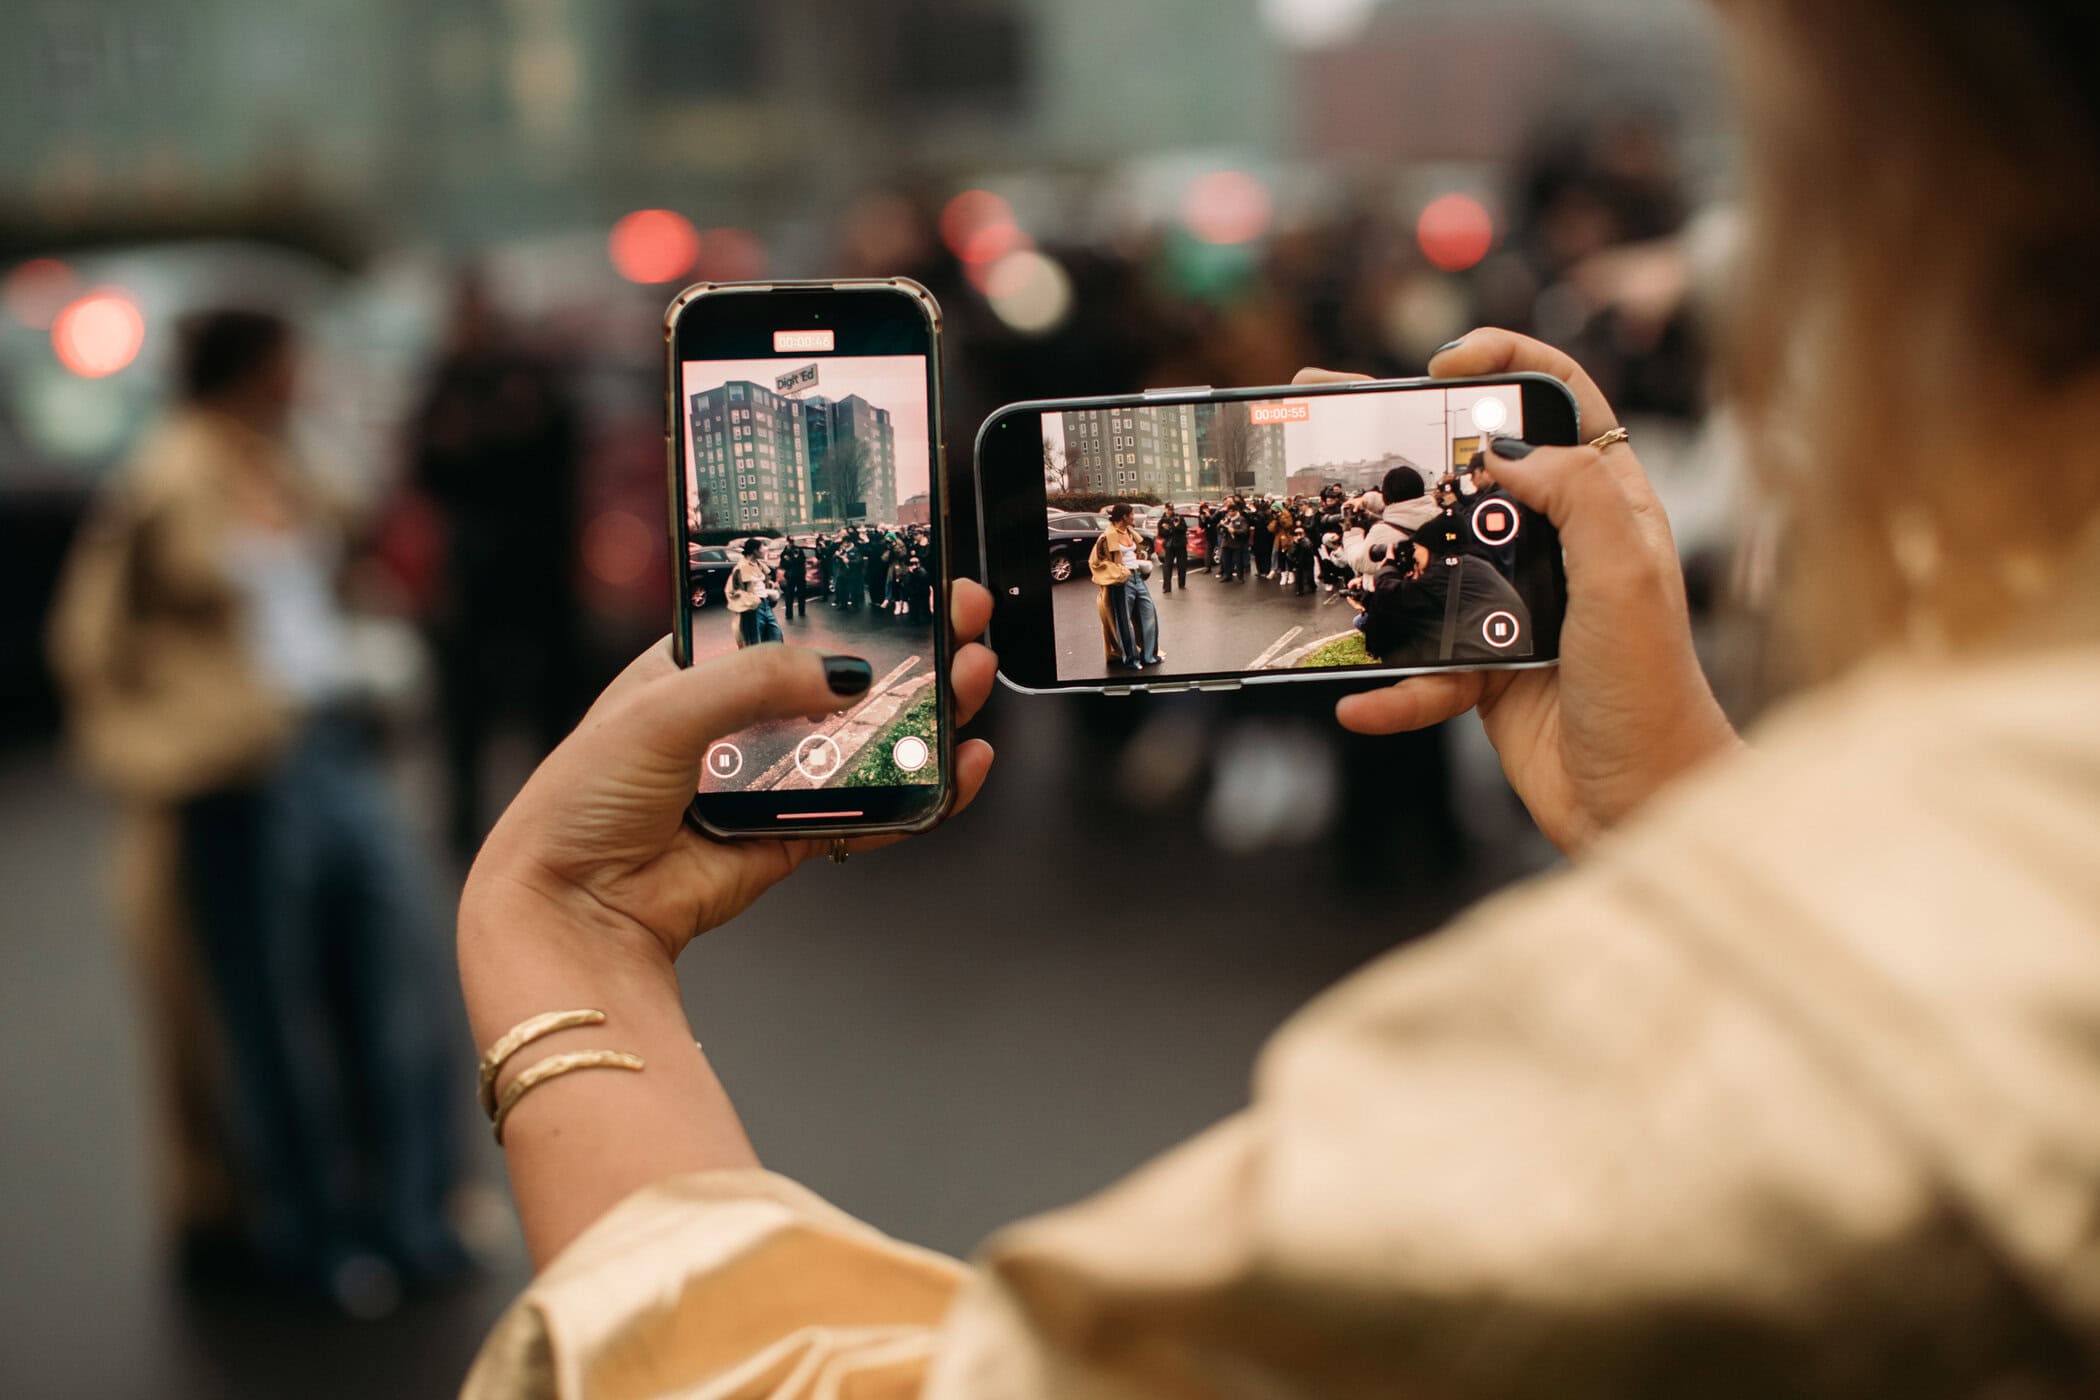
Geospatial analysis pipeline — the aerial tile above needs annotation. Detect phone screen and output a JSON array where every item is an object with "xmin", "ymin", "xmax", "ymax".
[
  {"xmin": 679, "ymin": 350, "xmax": 941, "ymax": 809},
  {"xmin": 1037, "ymin": 382, "xmax": 1557, "ymax": 683}
]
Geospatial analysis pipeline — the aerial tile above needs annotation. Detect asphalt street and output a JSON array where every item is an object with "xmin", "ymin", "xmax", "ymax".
[
  {"xmin": 0, "ymin": 684, "xmax": 1552, "ymax": 1398},
  {"xmin": 692, "ymin": 590, "xmax": 932, "ymax": 783},
  {"xmin": 1054, "ymin": 563, "xmax": 1353, "ymax": 682}
]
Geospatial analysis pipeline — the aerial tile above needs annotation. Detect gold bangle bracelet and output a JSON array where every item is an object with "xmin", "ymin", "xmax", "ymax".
[
  {"xmin": 478, "ymin": 1009, "xmax": 607, "ymax": 1119},
  {"xmin": 491, "ymin": 1049, "xmax": 645, "ymax": 1145}
]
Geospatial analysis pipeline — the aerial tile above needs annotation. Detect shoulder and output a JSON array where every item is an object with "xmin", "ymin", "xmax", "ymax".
[
  {"xmin": 1259, "ymin": 646, "xmax": 2100, "ymax": 1332},
  {"xmin": 122, "ymin": 414, "xmax": 223, "ymax": 506}
]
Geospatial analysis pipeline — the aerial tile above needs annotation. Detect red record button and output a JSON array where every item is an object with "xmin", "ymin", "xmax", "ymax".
[{"xmin": 1471, "ymin": 498, "xmax": 1519, "ymax": 547}]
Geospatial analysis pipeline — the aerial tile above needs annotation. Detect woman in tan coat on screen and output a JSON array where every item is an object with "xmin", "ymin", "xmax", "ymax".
[{"xmin": 454, "ymin": 2, "xmax": 2100, "ymax": 1394}]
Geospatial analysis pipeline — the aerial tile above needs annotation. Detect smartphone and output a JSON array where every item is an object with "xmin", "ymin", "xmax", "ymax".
[
  {"xmin": 974, "ymin": 374, "xmax": 1576, "ymax": 694},
  {"xmin": 666, "ymin": 278, "xmax": 955, "ymax": 838}
]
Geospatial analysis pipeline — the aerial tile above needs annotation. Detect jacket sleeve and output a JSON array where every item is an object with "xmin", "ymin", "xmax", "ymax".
[
  {"xmin": 461, "ymin": 872, "xmax": 2035, "ymax": 1400},
  {"xmin": 464, "ymin": 663, "xmax": 2100, "ymax": 1399}
]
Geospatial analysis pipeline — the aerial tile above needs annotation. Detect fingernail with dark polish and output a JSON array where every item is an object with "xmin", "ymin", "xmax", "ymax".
[
  {"xmin": 1432, "ymin": 337, "xmax": 1468, "ymax": 358},
  {"xmin": 824, "ymin": 655, "xmax": 873, "ymax": 696},
  {"xmin": 1489, "ymin": 439, "xmax": 1537, "ymax": 460}
]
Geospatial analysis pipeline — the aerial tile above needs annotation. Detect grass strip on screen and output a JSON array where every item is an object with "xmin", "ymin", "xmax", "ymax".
[
  {"xmin": 841, "ymin": 692, "xmax": 941, "ymax": 788},
  {"xmin": 1297, "ymin": 633, "xmax": 1375, "ymax": 669}
]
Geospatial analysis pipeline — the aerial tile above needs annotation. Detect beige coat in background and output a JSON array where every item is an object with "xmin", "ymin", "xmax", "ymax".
[{"xmin": 47, "ymin": 408, "xmax": 309, "ymax": 801}]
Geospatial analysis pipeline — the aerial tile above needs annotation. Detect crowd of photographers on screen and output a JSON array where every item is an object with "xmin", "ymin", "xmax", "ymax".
[
  {"xmin": 716, "ymin": 525, "xmax": 938, "ymax": 648},
  {"xmin": 1088, "ymin": 450, "xmax": 1536, "ymax": 670}
]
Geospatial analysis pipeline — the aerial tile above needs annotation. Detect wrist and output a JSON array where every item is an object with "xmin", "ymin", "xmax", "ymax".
[{"xmin": 458, "ymin": 865, "xmax": 680, "ymax": 1044}]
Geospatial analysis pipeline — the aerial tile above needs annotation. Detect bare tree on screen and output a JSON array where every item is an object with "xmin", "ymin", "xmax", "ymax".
[
  {"xmin": 1043, "ymin": 439, "xmax": 1069, "ymax": 492},
  {"xmin": 823, "ymin": 435, "xmax": 870, "ymax": 523},
  {"xmin": 1206, "ymin": 403, "xmax": 1255, "ymax": 493}
]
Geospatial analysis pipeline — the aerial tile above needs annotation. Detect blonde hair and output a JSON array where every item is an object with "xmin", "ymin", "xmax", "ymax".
[{"xmin": 1723, "ymin": 1, "xmax": 2100, "ymax": 675}]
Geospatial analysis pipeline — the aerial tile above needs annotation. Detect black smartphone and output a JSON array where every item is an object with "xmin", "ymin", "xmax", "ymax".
[
  {"xmin": 666, "ymin": 278, "xmax": 955, "ymax": 838},
  {"xmin": 974, "ymin": 374, "xmax": 1576, "ymax": 694}
]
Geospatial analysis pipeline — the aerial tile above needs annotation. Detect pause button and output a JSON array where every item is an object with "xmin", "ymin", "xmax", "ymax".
[{"xmin": 1482, "ymin": 610, "xmax": 1521, "ymax": 649}]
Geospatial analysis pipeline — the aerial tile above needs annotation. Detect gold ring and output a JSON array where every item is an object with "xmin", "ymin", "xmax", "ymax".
[
  {"xmin": 1589, "ymin": 426, "xmax": 1631, "ymax": 453},
  {"xmin": 829, "ymin": 838, "xmax": 849, "ymax": 864}
]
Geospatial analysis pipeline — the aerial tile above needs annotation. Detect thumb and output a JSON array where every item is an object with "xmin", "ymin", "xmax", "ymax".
[
  {"xmin": 1472, "ymin": 441, "xmax": 1645, "ymax": 583},
  {"xmin": 580, "ymin": 644, "xmax": 875, "ymax": 790}
]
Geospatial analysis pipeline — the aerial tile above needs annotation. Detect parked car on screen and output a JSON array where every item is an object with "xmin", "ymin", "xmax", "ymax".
[
  {"xmin": 687, "ymin": 543, "xmax": 735, "ymax": 607},
  {"xmin": 1046, "ymin": 511, "xmax": 1156, "ymax": 583},
  {"xmin": 1170, "ymin": 509, "xmax": 1209, "ymax": 564}
]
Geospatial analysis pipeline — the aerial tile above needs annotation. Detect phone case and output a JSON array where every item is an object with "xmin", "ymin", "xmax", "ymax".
[{"xmin": 664, "ymin": 279, "xmax": 957, "ymax": 840}]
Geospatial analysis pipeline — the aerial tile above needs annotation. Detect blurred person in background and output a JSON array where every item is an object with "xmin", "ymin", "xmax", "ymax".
[
  {"xmin": 1510, "ymin": 107, "xmax": 1703, "ymax": 420},
  {"xmin": 409, "ymin": 273, "xmax": 584, "ymax": 860},
  {"xmin": 48, "ymin": 310, "xmax": 466, "ymax": 1316},
  {"xmin": 450, "ymin": 0, "xmax": 2100, "ymax": 1394}
]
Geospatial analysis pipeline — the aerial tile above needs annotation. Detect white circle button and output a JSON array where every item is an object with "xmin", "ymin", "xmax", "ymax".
[
  {"xmin": 1482, "ymin": 610, "xmax": 1521, "ymax": 649},
  {"xmin": 892, "ymin": 735, "xmax": 930, "ymax": 773},
  {"xmin": 705, "ymin": 742, "xmax": 743, "ymax": 779},
  {"xmin": 794, "ymin": 734, "xmax": 843, "ymax": 782}
]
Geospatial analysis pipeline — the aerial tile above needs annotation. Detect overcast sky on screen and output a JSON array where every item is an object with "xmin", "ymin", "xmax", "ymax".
[
  {"xmin": 1038, "ymin": 384, "xmax": 1524, "ymax": 481},
  {"xmin": 683, "ymin": 355, "xmax": 931, "ymax": 501}
]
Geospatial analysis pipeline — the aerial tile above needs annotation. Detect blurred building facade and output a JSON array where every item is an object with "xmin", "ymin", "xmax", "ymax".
[{"xmin": 2, "ymin": 1, "xmax": 1721, "ymax": 251}]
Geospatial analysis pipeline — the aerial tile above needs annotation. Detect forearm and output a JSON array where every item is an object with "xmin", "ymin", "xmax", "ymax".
[{"xmin": 459, "ymin": 879, "xmax": 758, "ymax": 1268}]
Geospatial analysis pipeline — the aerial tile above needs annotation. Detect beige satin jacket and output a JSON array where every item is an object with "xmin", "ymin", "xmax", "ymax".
[{"xmin": 465, "ymin": 630, "xmax": 2100, "ymax": 1399}]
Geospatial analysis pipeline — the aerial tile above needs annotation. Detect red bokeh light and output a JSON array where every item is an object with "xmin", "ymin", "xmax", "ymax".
[
  {"xmin": 5, "ymin": 258, "xmax": 76, "ymax": 330},
  {"xmin": 960, "ymin": 220, "xmax": 1030, "ymax": 267},
  {"xmin": 582, "ymin": 509, "xmax": 654, "ymax": 587},
  {"xmin": 1416, "ymin": 194, "xmax": 1495, "ymax": 273},
  {"xmin": 52, "ymin": 289, "xmax": 145, "ymax": 378},
  {"xmin": 1183, "ymin": 171, "xmax": 1272, "ymax": 245},
  {"xmin": 963, "ymin": 228, "xmax": 1037, "ymax": 293},
  {"xmin": 696, "ymin": 226, "xmax": 768, "ymax": 282},
  {"xmin": 939, "ymin": 190, "xmax": 1015, "ymax": 260},
  {"xmin": 608, "ymin": 209, "xmax": 701, "ymax": 284}
]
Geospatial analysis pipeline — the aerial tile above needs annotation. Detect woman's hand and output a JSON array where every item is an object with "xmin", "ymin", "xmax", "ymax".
[
  {"xmin": 465, "ymin": 579, "xmax": 1000, "ymax": 967},
  {"xmin": 452, "ymin": 583, "xmax": 996, "ymax": 1263},
  {"xmin": 1299, "ymin": 331, "xmax": 1738, "ymax": 852}
]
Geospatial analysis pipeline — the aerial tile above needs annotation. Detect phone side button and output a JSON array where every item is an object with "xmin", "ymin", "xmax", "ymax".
[
  {"xmin": 1195, "ymin": 680, "xmax": 1243, "ymax": 692},
  {"xmin": 1101, "ymin": 686, "xmax": 1135, "ymax": 697},
  {"xmin": 1146, "ymin": 682, "xmax": 1192, "ymax": 694}
]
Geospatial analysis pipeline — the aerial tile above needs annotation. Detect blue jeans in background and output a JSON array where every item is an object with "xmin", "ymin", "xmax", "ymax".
[{"xmin": 178, "ymin": 713, "xmax": 462, "ymax": 1299}]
